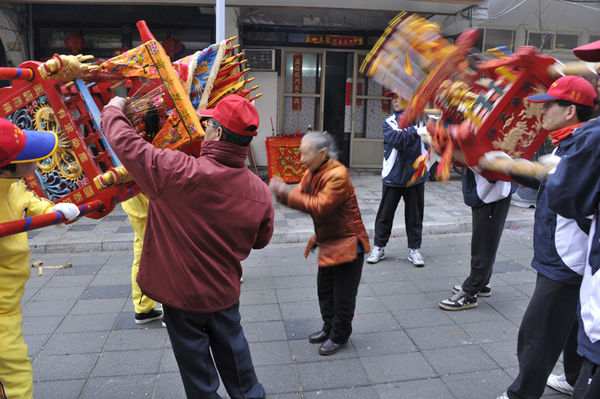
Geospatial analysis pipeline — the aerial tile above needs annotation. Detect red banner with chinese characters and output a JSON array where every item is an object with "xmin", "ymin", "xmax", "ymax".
[
  {"xmin": 292, "ymin": 53, "xmax": 302, "ymax": 111},
  {"xmin": 305, "ymin": 34, "xmax": 364, "ymax": 48},
  {"xmin": 265, "ymin": 136, "xmax": 306, "ymax": 183},
  {"xmin": 344, "ymin": 81, "xmax": 363, "ymax": 106},
  {"xmin": 382, "ymin": 87, "xmax": 391, "ymax": 114}
]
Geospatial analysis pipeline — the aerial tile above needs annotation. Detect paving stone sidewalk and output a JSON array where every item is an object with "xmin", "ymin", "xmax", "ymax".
[{"xmin": 22, "ymin": 169, "xmax": 568, "ymax": 399}]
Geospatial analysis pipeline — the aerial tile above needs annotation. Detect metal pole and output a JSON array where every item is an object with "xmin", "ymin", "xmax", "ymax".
[{"xmin": 215, "ymin": 0, "xmax": 225, "ymax": 42}]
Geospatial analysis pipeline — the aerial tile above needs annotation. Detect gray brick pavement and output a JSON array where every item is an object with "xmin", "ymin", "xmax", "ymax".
[
  {"xmin": 19, "ymin": 170, "xmax": 569, "ymax": 398},
  {"xmin": 25, "ymin": 228, "xmax": 569, "ymax": 399}
]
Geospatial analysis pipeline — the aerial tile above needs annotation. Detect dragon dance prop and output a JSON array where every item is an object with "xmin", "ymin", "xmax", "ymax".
[
  {"xmin": 0, "ymin": 20, "xmax": 260, "ymax": 237},
  {"xmin": 361, "ymin": 12, "xmax": 600, "ymax": 182}
]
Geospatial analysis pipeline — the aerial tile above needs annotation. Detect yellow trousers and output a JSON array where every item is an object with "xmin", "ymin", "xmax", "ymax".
[
  {"xmin": 0, "ymin": 311, "xmax": 33, "ymax": 399},
  {"xmin": 127, "ymin": 213, "xmax": 157, "ymax": 314}
]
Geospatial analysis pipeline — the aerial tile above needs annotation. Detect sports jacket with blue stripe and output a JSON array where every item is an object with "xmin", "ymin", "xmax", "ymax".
[
  {"xmin": 530, "ymin": 133, "xmax": 590, "ymax": 285},
  {"xmin": 381, "ymin": 111, "xmax": 428, "ymax": 188},
  {"xmin": 461, "ymin": 169, "xmax": 514, "ymax": 208},
  {"xmin": 546, "ymin": 118, "xmax": 600, "ymax": 364}
]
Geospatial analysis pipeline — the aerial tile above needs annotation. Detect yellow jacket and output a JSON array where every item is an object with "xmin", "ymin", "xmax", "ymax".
[
  {"xmin": 121, "ymin": 193, "xmax": 149, "ymax": 220},
  {"xmin": 0, "ymin": 178, "xmax": 53, "ymax": 315}
]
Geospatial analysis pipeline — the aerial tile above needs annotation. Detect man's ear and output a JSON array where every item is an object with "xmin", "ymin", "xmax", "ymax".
[
  {"xmin": 566, "ymin": 104, "xmax": 578, "ymax": 122},
  {"xmin": 215, "ymin": 127, "xmax": 223, "ymax": 140}
]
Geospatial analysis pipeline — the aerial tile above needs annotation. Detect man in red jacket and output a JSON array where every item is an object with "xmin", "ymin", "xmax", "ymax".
[{"xmin": 102, "ymin": 94, "xmax": 274, "ymax": 399}]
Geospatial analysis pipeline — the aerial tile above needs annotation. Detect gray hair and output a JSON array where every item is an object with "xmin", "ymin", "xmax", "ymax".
[{"xmin": 301, "ymin": 131, "xmax": 339, "ymax": 160}]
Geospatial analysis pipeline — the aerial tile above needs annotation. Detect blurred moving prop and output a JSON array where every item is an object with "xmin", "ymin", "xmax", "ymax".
[
  {"xmin": 265, "ymin": 135, "xmax": 306, "ymax": 183},
  {"xmin": 31, "ymin": 260, "xmax": 73, "ymax": 276},
  {"xmin": 361, "ymin": 12, "xmax": 600, "ymax": 182},
  {"xmin": 0, "ymin": 20, "xmax": 260, "ymax": 237}
]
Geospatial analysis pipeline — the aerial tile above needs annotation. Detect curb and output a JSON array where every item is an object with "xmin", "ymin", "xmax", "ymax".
[{"xmin": 30, "ymin": 218, "xmax": 535, "ymax": 254}]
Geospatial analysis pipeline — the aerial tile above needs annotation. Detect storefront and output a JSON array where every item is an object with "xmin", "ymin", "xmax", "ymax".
[{"xmin": 239, "ymin": 9, "xmax": 400, "ymax": 168}]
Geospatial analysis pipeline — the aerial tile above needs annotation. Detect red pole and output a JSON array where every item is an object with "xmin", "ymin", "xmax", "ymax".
[
  {"xmin": 0, "ymin": 67, "xmax": 34, "ymax": 81},
  {"xmin": 0, "ymin": 199, "xmax": 104, "ymax": 238},
  {"xmin": 136, "ymin": 20, "xmax": 156, "ymax": 43}
]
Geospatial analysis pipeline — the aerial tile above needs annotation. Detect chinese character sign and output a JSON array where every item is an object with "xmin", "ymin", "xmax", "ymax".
[{"xmin": 292, "ymin": 53, "xmax": 302, "ymax": 111}]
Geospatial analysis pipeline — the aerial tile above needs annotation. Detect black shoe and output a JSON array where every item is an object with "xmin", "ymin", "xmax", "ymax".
[
  {"xmin": 135, "ymin": 309, "xmax": 163, "ymax": 324},
  {"xmin": 318, "ymin": 338, "xmax": 346, "ymax": 356},
  {"xmin": 438, "ymin": 290, "xmax": 478, "ymax": 311},
  {"xmin": 308, "ymin": 330, "xmax": 329, "ymax": 344}
]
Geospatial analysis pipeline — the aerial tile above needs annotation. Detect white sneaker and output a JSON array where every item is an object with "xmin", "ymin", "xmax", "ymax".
[
  {"xmin": 546, "ymin": 373, "xmax": 574, "ymax": 395},
  {"xmin": 367, "ymin": 246, "xmax": 385, "ymax": 264},
  {"xmin": 496, "ymin": 393, "xmax": 509, "ymax": 399},
  {"xmin": 408, "ymin": 248, "xmax": 425, "ymax": 267}
]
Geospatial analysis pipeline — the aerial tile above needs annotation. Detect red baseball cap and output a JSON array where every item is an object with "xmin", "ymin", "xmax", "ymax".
[
  {"xmin": 197, "ymin": 94, "xmax": 259, "ymax": 136},
  {"xmin": 527, "ymin": 76, "xmax": 597, "ymax": 107},
  {"xmin": 573, "ymin": 40, "xmax": 600, "ymax": 62},
  {"xmin": 384, "ymin": 89, "xmax": 399, "ymax": 97},
  {"xmin": 0, "ymin": 118, "xmax": 58, "ymax": 168}
]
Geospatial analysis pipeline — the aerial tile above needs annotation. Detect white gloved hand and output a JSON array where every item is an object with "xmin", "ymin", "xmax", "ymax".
[
  {"xmin": 483, "ymin": 151, "xmax": 512, "ymax": 163},
  {"xmin": 416, "ymin": 123, "xmax": 429, "ymax": 138},
  {"xmin": 538, "ymin": 154, "xmax": 561, "ymax": 169},
  {"xmin": 50, "ymin": 203, "xmax": 80, "ymax": 221}
]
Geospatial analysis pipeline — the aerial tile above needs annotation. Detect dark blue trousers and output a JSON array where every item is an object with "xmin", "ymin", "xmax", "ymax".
[
  {"xmin": 163, "ymin": 302, "xmax": 264, "ymax": 399},
  {"xmin": 373, "ymin": 183, "xmax": 425, "ymax": 249}
]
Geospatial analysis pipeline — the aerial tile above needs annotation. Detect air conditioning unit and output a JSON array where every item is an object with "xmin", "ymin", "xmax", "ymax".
[{"xmin": 244, "ymin": 49, "xmax": 276, "ymax": 71}]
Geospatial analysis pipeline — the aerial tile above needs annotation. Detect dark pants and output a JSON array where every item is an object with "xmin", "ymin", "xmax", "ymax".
[
  {"xmin": 573, "ymin": 358, "xmax": 600, "ymax": 399},
  {"xmin": 163, "ymin": 303, "xmax": 264, "ymax": 399},
  {"xmin": 461, "ymin": 195, "xmax": 511, "ymax": 295},
  {"xmin": 373, "ymin": 183, "xmax": 424, "ymax": 249},
  {"xmin": 507, "ymin": 273, "xmax": 582, "ymax": 399},
  {"xmin": 317, "ymin": 253, "xmax": 364, "ymax": 344}
]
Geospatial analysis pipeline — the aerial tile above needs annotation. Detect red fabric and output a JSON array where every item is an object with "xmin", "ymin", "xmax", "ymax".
[
  {"xmin": 102, "ymin": 106, "xmax": 274, "ymax": 312},
  {"xmin": 286, "ymin": 158, "xmax": 370, "ymax": 267},
  {"xmin": 550, "ymin": 121, "xmax": 585, "ymax": 146},
  {"xmin": 265, "ymin": 136, "xmax": 306, "ymax": 183}
]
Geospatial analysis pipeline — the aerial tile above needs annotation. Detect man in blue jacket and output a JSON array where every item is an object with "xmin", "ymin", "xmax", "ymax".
[
  {"xmin": 545, "ymin": 40, "xmax": 600, "ymax": 399},
  {"xmin": 367, "ymin": 90, "xmax": 428, "ymax": 267},
  {"xmin": 495, "ymin": 75, "xmax": 597, "ymax": 399}
]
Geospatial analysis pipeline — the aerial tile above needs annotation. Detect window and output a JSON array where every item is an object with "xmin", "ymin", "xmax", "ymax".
[
  {"xmin": 555, "ymin": 34, "xmax": 578, "ymax": 50},
  {"xmin": 527, "ymin": 32, "xmax": 554, "ymax": 51},
  {"xmin": 484, "ymin": 29, "xmax": 515, "ymax": 51},
  {"xmin": 527, "ymin": 32, "xmax": 580, "ymax": 51}
]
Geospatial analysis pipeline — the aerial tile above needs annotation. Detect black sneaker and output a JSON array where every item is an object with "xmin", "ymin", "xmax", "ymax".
[
  {"xmin": 452, "ymin": 284, "xmax": 491, "ymax": 297},
  {"xmin": 135, "ymin": 309, "xmax": 163, "ymax": 324},
  {"xmin": 438, "ymin": 290, "xmax": 478, "ymax": 311}
]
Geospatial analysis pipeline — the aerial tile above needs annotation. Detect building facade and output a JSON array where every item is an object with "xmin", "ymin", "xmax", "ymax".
[{"xmin": 1, "ymin": 1, "xmax": 598, "ymax": 168}]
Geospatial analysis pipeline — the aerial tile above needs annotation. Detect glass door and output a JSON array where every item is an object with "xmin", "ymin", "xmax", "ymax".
[{"xmin": 279, "ymin": 49, "xmax": 324, "ymax": 135}]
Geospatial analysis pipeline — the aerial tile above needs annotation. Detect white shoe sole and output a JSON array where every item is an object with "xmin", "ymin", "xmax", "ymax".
[
  {"xmin": 135, "ymin": 315, "xmax": 163, "ymax": 324},
  {"xmin": 546, "ymin": 380, "xmax": 574, "ymax": 395},
  {"xmin": 367, "ymin": 255, "xmax": 385, "ymax": 264},
  {"xmin": 438, "ymin": 301, "xmax": 478, "ymax": 311}
]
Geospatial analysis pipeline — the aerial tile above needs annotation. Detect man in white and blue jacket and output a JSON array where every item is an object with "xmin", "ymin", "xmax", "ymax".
[
  {"xmin": 545, "ymin": 37, "xmax": 600, "ymax": 399},
  {"xmin": 367, "ymin": 90, "xmax": 428, "ymax": 267},
  {"xmin": 496, "ymin": 75, "xmax": 597, "ymax": 399}
]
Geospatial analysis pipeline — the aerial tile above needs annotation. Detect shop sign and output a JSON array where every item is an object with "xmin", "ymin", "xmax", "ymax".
[{"xmin": 305, "ymin": 34, "xmax": 364, "ymax": 48}]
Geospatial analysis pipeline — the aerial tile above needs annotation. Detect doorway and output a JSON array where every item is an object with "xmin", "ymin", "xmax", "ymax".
[{"xmin": 323, "ymin": 51, "xmax": 352, "ymax": 165}]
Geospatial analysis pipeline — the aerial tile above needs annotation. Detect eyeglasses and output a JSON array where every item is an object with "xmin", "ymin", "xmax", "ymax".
[{"xmin": 202, "ymin": 120, "xmax": 218, "ymax": 129}]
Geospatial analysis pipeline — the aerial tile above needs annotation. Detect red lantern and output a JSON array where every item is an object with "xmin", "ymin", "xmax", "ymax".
[
  {"xmin": 64, "ymin": 34, "xmax": 85, "ymax": 54},
  {"xmin": 162, "ymin": 37, "xmax": 183, "ymax": 58}
]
